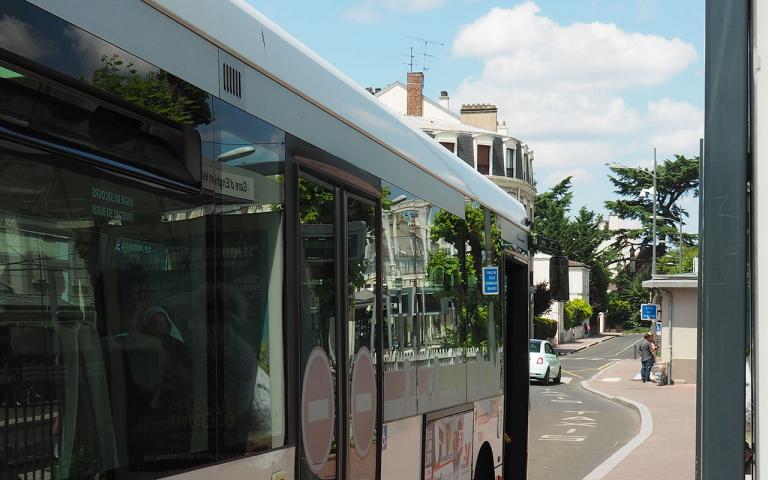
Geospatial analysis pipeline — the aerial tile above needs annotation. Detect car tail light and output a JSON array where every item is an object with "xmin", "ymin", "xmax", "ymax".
[{"xmin": 536, "ymin": 357, "xmax": 544, "ymax": 364}]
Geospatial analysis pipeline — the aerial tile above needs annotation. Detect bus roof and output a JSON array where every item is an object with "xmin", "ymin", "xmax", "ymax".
[{"xmin": 145, "ymin": 0, "xmax": 529, "ymax": 232}]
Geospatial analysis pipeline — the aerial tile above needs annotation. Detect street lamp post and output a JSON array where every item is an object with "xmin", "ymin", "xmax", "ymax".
[
  {"xmin": 607, "ymin": 148, "xmax": 659, "ymax": 276},
  {"xmin": 652, "ymin": 147, "xmax": 658, "ymax": 276}
]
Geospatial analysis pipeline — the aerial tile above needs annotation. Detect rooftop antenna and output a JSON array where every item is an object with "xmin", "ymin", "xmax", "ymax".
[
  {"xmin": 403, "ymin": 46, "xmax": 415, "ymax": 72},
  {"xmin": 407, "ymin": 36, "xmax": 444, "ymax": 71}
]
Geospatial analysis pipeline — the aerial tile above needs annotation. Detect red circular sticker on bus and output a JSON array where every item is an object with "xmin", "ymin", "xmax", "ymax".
[
  {"xmin": 301, "ymin": 347, "xmax": 335, "ymax": 474},
  {"xmin": 351, "ymin": 346, "xmax": 376, "ymax": 458}
]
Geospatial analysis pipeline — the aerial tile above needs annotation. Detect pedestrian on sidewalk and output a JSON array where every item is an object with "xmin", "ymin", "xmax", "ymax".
[{"xmin": 639, "ymin": 333, "xmax": 656, "ymax": 383}]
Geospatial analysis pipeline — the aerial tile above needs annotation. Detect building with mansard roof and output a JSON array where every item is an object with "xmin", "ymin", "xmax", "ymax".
[{"xmin": 371, "ymin": 72, "xmax": 536, "ymax": 220}]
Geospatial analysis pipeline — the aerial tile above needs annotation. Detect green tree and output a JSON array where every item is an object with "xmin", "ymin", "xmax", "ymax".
[
  {"xmin": 564, "ymin": 298, "xmax": 593, "ymax": 330},
  {"xmin": 533, "ymin": 178, "xmax": 614, "ymax": 316},
  {"xmin": 604, "ymin": 154, "xmax": 699, "ymax": 273},
  {"xmin": 657, "ymin": 245, "xmax": 699, "ymax": 275},
  {"xmin": 606, "ymin": 298, "xmax": 633, "ymax": 329},
  {"xmin": 533, "ymin": 177, "xmax": 573, "ymax": 244},
  {"xmin": 533, "ymin": 281, "xmax": 553, "ymax": 317}
]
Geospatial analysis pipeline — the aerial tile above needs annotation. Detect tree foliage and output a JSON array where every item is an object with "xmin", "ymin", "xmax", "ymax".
[
  {"xmin": 533, "ymin": 281, "xmax": 554, "ymax": 317},
  {"xmin": 604, "ymin": 154, "xmax": 699, "ymax": 273},
  {"xmin": 656, "ymin": 246, "xmax": 699, "ymax": 275},
  {"xmin": 533, "ymin": 177, "xmax": 574, "ymax": 245},
  {"xmin": 564, "ymin": 298, "xmax": 593, "ymax": 330},
  {"xmin": 607, "ymin": 298, "xmax": 633, "ymax": 328},
  {"xmin": 533, "ymin": 177, "xmax": 614, "ymax": 314}
]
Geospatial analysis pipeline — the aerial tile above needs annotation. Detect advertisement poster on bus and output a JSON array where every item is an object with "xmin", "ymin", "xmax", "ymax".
[
  {"xmin": 423, "ymin": 411, "xmax": 474, "ymax": 480},
  {"xmin": 474, "ymin": 397, "xmax": 504, "ymax": 470}
]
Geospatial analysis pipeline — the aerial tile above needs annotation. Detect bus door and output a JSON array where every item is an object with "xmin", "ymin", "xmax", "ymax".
[
  {"xmin": 296, "ymin": 171, "xmax": 381, "ymax": 480},
  {"xmin": 502, "ymin": 256, "xmax": 530, "ymax": 480}
]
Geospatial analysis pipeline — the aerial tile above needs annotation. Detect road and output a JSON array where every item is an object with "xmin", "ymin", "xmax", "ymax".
[{"xmin": 528, "ymin": 334, "xmax": 644, "ymax": 480}]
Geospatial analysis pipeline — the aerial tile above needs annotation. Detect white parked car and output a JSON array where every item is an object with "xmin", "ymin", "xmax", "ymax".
[{"xmin": 529, "ymin": 339, "xmax": 562, "ymax": 385}]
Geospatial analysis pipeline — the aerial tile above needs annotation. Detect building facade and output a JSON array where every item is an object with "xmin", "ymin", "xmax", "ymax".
[{"xmin": 373, "ymin": 72, "xmax": 537, "ymax": 219}]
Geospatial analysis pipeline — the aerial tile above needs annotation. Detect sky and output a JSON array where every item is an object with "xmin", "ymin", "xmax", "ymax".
[{"xmin": 251, "ymin": 0, "xmax": 704, "ymax": 232}]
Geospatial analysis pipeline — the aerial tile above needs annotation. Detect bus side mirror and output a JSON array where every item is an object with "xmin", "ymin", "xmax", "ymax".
[{"xmin": 549, "ymin": 256, "xmax": 570, "ymax": 301}]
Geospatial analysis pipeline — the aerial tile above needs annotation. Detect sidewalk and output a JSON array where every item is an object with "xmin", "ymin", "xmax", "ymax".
[
  {"xmin": 554, "ymin": 333, "xmax": 619, "ymax": 356},
  {"xmin": 581, "ymin": 359, "xmax": 696, "ymax": 480}
]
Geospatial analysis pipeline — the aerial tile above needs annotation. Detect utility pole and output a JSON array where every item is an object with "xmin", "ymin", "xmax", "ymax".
[
  {"xmin": 679, "ymin": 215, "xmax": 684, "ymax": 273},
  {"xmin": 652, "ymin": 147, "xmax": 658, "ymax": 276}
]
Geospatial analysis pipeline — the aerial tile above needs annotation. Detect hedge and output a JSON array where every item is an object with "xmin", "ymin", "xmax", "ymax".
[
  {"xmin": 533, "ymin": 317, "xmax": 558, "ymax": 340},
  {"xmin": 564, "ymin": 298, "xmax": 593, "ymax": 330}
]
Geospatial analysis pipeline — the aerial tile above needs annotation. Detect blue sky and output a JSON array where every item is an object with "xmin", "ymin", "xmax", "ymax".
[{"xmin": 252, "ymin": 0, "xmax": 703, "ymax": 232}]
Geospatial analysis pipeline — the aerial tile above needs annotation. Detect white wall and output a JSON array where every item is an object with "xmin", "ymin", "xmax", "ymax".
[
  {"xmin": 534, "ymin": 254, "xmax": 593, "ymax": 343},
  {"xmin": 377, "ymin": 84, "xmax": 460, "ymax": 124},
  {"xmin": 659, "ymin": 288, "xmax": 698, "ymax": 362},
  {"xmin": 568, "ymin": 266, "xmax": 590, "ymax": 303}
]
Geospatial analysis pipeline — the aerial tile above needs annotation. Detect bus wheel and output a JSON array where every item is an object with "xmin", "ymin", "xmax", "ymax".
[{"xmin": 474, "ymin": 441, "xmax": 494, "ymax": 480}]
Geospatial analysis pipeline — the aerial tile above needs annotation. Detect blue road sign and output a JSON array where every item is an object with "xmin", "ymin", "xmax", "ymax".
[
  {"xmin": 656, "ymin": 321, "xmax": 662, "ymax": 335},
  {"xmin": 641, "ymin": 303, "xmax": 659, "ymax": 321},
  {"xmin": 482, "ymin": 266, "xmax": 499, "ymax": 295}
]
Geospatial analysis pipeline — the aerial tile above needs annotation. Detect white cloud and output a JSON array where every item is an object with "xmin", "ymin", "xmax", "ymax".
[
  {"xmin": 543, "ymin": 168, "xmax": 594, "ymax": 187},
  {"xmin": 342, "ymin": 2, "xmax": 383, "ymax": 23},
  {"xmin": 383, "ymin": 0, "xmax": 443, "ymax": 12},
  {"xmin": 0, "ymin": 15, "xmax": 58, "ymax": 60},
  {"xmin": 646, "ymin": 98, "xmax": 704, "ymax": 158},
  {"xmin": 449, "ymin": 1, "xmax": 702, "ymax": 206},
  {"xmin": 533, "ymin": 140, "xmax": 623, "ymax": 169},
  {"xmin": 343, "ymin": 0, "xmax": 443, "ymax": 22},
  {"xmin": 453, "ymin": 3, "xmax": 696, "ymax": 92}
]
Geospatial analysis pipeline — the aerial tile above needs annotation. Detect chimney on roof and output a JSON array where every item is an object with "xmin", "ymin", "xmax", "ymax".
[
  {"xmin": 439, "ymin": 90, "xmax": 450, "ymax": 110},
  {"xmin": 406, "ymin": 72, "xmax": 424, "ymax": 116},
  {"xmin": 460, "ymin": 103, "xmax": 498, "ymax": 131}
]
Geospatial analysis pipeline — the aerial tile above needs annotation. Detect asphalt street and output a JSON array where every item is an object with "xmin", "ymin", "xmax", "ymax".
[{"xmin": 527, "ymin": 334, "xmax": 644, "ymax": 480}]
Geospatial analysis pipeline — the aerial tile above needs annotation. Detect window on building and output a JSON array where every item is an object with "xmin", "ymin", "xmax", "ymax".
[
  {"xmin": 477, "ymin": 145, "xmax": 490, "ymax": 175},
  {"xmin": 439, "ymin": 141, "xmax": 455, "ymax": 153},
  {"xmin": 506, "ymin": 148, "xmax": 515, "ymax": 178}
]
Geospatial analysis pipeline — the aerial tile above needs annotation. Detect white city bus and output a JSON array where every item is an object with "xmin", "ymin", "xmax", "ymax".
[{"xmin": 0, "ymin": 1, "xmax": 532, "ymax": 479}]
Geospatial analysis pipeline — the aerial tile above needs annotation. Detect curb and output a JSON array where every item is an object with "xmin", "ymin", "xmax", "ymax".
[
  {"xmin": 557, "ymin": 335, "xmax": 617, "ymax": 356},
  {"xmin": 579, "ymin": 371, "xmax": 653, "ymax": 480}
]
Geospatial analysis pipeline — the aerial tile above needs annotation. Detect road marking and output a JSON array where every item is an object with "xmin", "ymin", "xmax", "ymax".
[
  {"xmin": 560, "ymin": 377, "xmax": 572, "ymax": 384},
  {"xmin": 610, "ymin": 338, "xmax": 644, "ymax": 357},
  {"xmin": 633, "ymin": 373, "xmax": 642, "ymax": 381},
  {"xmin": 563, "ymin": 370, "xmax": 584, "ymax": 379},
  {"xmin": 566, "ymin": 428, "xmax": 577, "ymax": 434},
  {"xmin": 601, "ymin": 377, "xmax": 621, "ymax": 382},
  {"xmin": 563, "ymin": 415, "xmax": 596, "ymax": 421},
  {"xmin": 597, "ymin": 361, "xmax": 618, "ymax": 371},
  {"xmin": 581, "ymin": 380, "xmax": 653, "ymax": 480},
  {"xmin": 552, "ymin": 399, "xmax": 584, "ymax": 404},
  {"xmin": 539, "ymin": 434, "xmax": 586, "ymax": 442}
]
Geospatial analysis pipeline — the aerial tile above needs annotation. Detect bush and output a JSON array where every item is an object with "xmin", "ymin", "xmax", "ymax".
[
  {"xmin": 564, "ymin": 298, "xmax": 593, "ymax": 330},
  {"xmin": 533, "ymin": 317, "xmax": 558, "ymax": 340},
  {"xmin": 622, "ymin": 319, "xmax": 640, "ymax": 331}
]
